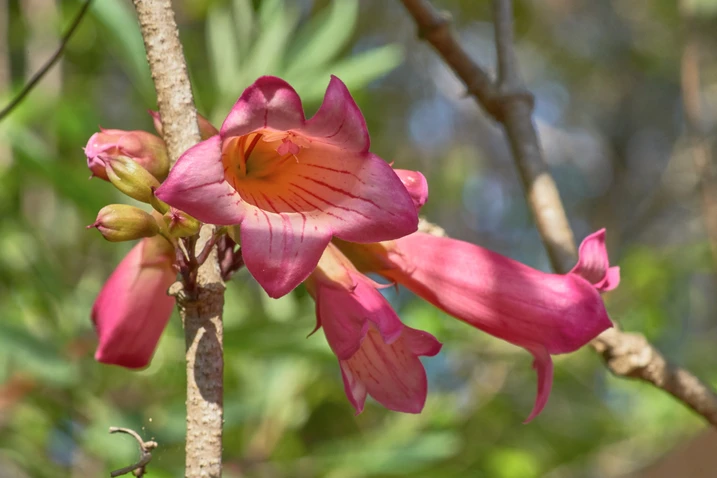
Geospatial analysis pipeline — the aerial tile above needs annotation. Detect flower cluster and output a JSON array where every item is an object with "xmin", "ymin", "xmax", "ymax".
[{"xmin": 85, "ymin": 76, "xmax": 618, "ymax": 421}]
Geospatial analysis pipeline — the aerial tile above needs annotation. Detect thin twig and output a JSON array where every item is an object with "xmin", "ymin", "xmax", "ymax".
[
  {"xmin": 108, "ymin": 427, "xmax": 157, "ymax": 477},
  {"xmin": 132, "ymin": 1, "xmax": 226, "ymax": 476},
  {"xmin": 401, "ymin": 0, "xmax": 717, "ymax": 428},
  {"xmin": 0, "ymin": 0, "xmax": 92, "ymax": 122}
]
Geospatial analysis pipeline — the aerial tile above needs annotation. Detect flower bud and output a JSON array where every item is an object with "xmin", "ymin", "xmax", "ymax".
[
  {"xmin": 163, "ymin": 209, "xmax": 201, "ymax": 238},
  {"xmin": 394, "ymin": 169, "xmax": 428, "ymax": 211},
  {"xmin": 105, "ymin": 156, "xmax": 161, "ymax": 203},
  {"xmin": 149, "ymin": 110, "xmax": 219, "ymax": 140},
  {"xmin": 85, "ymin": 129, "xmax": 169, "ymax": 181},
  {"xmin": 88, "ymin": 204, "xmax": 159, "ymax": 242}
]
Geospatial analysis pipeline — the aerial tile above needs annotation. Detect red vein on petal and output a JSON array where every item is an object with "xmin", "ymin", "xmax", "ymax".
[
  {"xmin": 257, "ymin": 208, "xmax": 274, "ymax": 253},
  {"xmin": 278, "ymin": 195, "xmax": 307, "ymax": 240},
  {"xmin": 367, "ymin": 332, "xmax": 411, "ymax": 395},
  {"xmin": 260, "ymin": 192, "xmax": 280, "ymax": 213},
  {"xmin": 290, "ymin": 183, "xmax": 370, "ymax": 220},
  {"xmin": 298, "ymin": 175, "xmax": 390, "ymax": 214},
  {"xmin": 287, "ymin": 187, "xmax": 346, "ymax": 222},
  {"xmin": 301, "ymin": 163, "xmax": 366, "ymax": 184}
]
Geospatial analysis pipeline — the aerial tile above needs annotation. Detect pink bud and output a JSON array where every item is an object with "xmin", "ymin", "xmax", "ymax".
[
  {"xmin": 394, "ymin": 169, "xmax": 429, "ymax": 211},
  {"xmin": 85, "ymin": 129, "xmax": 169, "ymax": 181},
  {"xmin": 91, "ymin": 236, "xmax": 177, "ymax": 368},
  {"xmin": 149, "ymin": 110, "xmax": 219, "ymax": 141}
]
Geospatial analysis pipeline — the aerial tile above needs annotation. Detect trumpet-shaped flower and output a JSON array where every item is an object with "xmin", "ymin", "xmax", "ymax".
[
  {"xmin": 305, "ymin": 244, "xmax": 442, "ymax": 414},
  {"xmin": 156, "ymin": 76, "xmax": 418, "ymax": 298},
  {"xmin": 91, "ymin": 236, "xmax": 176, "ymax": 368},
  {"xmin": 336, "ymin": 229, "xmax": 618, "ymax": 421}
]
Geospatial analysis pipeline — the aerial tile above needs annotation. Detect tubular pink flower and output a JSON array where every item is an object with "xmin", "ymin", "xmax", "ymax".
[
  {"xmin": 336, "ymin": 230, "xmax": 618, "ymax": 421},
  {"xmin": 91, "ymin": 236, "xmax": 176, "ymax": 368},
  {"xmin": 305, "ymin": 244, "xmax": 442, "ymax": 414},
  {"xmin": 155, "ymin": 76, "xmax": 418, "ymax": 298},
  {"xmin": 84, "ymin": 129, "xmax": 169, "ymax": 181}
]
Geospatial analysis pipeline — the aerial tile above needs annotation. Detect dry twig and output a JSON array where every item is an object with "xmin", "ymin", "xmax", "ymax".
[
  {"xmin": 400, "ymin": 0, "xmax": 717, "ymax": 427},
  {"xmin": 108, "ymin": 427, "xmax": 157, "ymax": 477},
  {"xmin": 132, "ymin": 1, "xmax": 225, "ymax": 476}
]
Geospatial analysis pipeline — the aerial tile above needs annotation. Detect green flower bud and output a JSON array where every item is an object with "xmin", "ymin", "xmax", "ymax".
[
  {"xmin": 88, "ymin": 204, "xmax": 160, "ymax": 242},
  {"xmin": 105, "ymin": 156, "xmax": 161, "ymax": 203},
  {"xmin": 163, "ymin": 209, "xmax": 201, "ymax": 238}
]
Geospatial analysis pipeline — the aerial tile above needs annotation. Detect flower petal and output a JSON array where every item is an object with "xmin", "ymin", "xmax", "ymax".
[
  {"xmin": 155, "ymin": 135, "xmax": 245, "ymax": 225},
  {"xmin": 523, "ymin": 344, "xmax": 554, "ymax": 423},
  {"xmin": 376, "ymin": 233, "xmax": 612, "ymax": 355},
  {"xmin": 91, "ymin": 237, "xmax": 176, "ymax": 368},
  {"xmin": 570, "ymin": 228, "xmax": 620, "ymax": 292},
  {"xmin": 394, "ymin": 169, "xmax": 429, "ymax": 211},
  {"xmin": 240, "ymin": 205, "xmax": 331, "ymax": 297},
  {"xmin": 300, "ymin": 75, "xmax": 370, "ymax": 153},
  {"xmin": 339, "ymin": 361, "xmax": 368, "ymax": 414},
  {"xmin": 221, "ymin": 76, "xmax": 306, "ymax": 138},
  {"xmin": 340, "ymin": 326, "xmax": 437, "ymax": 414},
  {"xmin": 280, "ymin": 149, "xmax": 417, "ymax": 243}
]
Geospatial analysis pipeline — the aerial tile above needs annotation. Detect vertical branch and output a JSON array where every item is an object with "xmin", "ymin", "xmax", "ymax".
[
  {"xmin": 132, "ymin": 1, "xmax": 225, "ymax": 476},
  {"xmin": 401, "ymin": 0, "xmax": 717, "ymax": 427},
  {"xmin": 490, "ymin": 0, "xmax": 577, "ymax": 272},
  {"xmin": 679, "ymin": 0, "xmax": 717, "ymax": 266}
]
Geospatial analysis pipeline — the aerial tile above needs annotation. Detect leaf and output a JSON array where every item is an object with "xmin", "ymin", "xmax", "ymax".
[
  {"xmin": 0, "ymin": 322, "xmax": 77, "ymax": 386},
  {"xmin": 232, "ymin": 0, "xmax": 255, "ymax": 59},
  {"xmin": 206, "ymin": 3, "xmax": 241, "ymax": 99},
  {"xmin": 83, "ymin": 0, "xmax": 154, "ymax": 102},
  {"xmin": 288, "ymin": 44, "xmax": 404, "ymax": 102},
  {"xmin": 284, "ymin": 0, "xmax": 360, "ymax": 77}
]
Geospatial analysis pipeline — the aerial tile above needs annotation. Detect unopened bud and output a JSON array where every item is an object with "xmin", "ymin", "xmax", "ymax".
[
  {"xmin": 84, "ymin": 129, "xmax": 169, "ymax": 181},
  {"xmin": 150, "ymin": 190, "xmax": 170, "ymax": 215},
  {"xmin": 149, "ymin": 110, "xmax": 219, "ymax": 140},
  {"xmin": 105, "ymin": 156, "xmax": 161, "ymax": 203},
  {"xmin": 88, "ymin": 204, "xmax": 159, "ymax": 242},
  {"xmin": 394, "ymin": 169, "xmax": 428, "ymax": 211},
  {"xmin": 163, "ymin": 209, "xmax": 201, "ymax": 238}
]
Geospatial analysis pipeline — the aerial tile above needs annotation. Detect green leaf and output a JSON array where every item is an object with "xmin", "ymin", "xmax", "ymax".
[
  {"xmin": 84, "ymin": 0, "xmax": 154, "ymax": 102},
  {"xmin": 207, "ymin": 4, "xmax": 241, "ymax": 99},
  {"xmin": 288, "ymin": 44, "xmax": 404, "ymax": 101},
  {"xmin": 284, "ymin": 0, "xmax": 360, "ymax": 77},
  {"xmin": 0, "ymin": 323, "xmax": 77, "ymax": 385},
  {"xmin": 232, "ymin": 0, "xmax": 255, "ymax": 59}
]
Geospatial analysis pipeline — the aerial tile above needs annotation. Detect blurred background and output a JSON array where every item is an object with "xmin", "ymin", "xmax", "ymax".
[{"xmin": 1, "ymin": 0, "xmax": 717, "ymax": 476}]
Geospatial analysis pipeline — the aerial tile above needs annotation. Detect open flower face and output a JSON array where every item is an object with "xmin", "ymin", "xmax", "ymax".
[{"xmin": 156, "ymin": 76, "xmax": 418, "ymax": 298}]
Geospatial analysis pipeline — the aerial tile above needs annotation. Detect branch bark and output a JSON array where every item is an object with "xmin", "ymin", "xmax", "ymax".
[
  {"xmin": 132, "ymin": 1, "xmax": 225, "ymax": 476},
  {"xmin": 400, "ymin": 0, "xmax": 717, "ymax": 428}
]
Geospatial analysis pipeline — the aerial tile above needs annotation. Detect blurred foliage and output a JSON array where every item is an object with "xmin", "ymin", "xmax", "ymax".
[{"xmin": 1, "ymin": 0, "xmax": 717, "ymax": 476}]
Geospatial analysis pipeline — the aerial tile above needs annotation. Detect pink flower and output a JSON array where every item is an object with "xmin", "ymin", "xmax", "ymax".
[
  {"xmin": 91, "ymin": 236, "xmax": 177, "ymax": 368},
  {"xmin": 84, "ymin": 129, "xmax": 169, "ymax": 181},
  {"xmin": 305, "ymin": 244, "xmax": 442, "ymax": 414},
  {"xmin": 336, "ymin": 229, "xmax": 618, "ymax": 421},
  {"xmin": 155, "ymin": 76, "xmax": 418, "ymax": 298}
]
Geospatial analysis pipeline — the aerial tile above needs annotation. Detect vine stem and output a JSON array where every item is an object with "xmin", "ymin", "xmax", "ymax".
[{"xmin": 131, "ymin": 1, "xmax": 226, "ymax": 476}]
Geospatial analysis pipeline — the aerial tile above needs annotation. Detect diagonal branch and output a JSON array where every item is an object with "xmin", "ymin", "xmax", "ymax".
[
  {"xmin": 0, "ymin": 0, "xmax": 92, "ymax": 122},
  {"xmin": 400, "ymin": 0, "xmax": 717, "ymax": 428},
  {"xmin": 132, "ymin": 1, "xmax": 226, "ymax": 476}
]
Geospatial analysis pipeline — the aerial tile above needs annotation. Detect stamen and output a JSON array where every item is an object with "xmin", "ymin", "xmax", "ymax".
[
  {"xmin": 244, "ymin": 133, "xmax": 263, "ymax": 161},
  {"xmin": 236, "ymin": 135, "xmax": 248, "ymax": 178}
]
